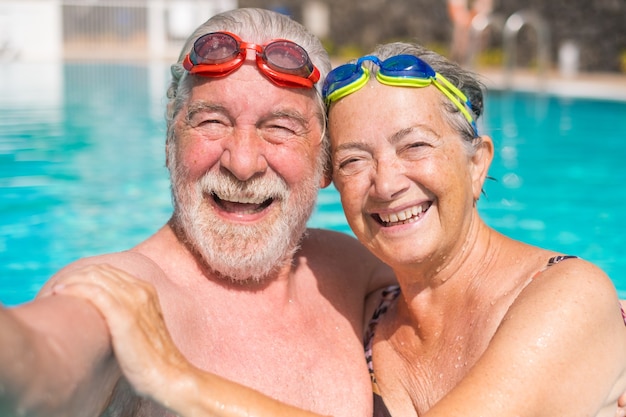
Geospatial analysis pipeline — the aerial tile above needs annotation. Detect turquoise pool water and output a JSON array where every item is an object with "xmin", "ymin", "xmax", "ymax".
[{"xmin": 1, "ymin": 63, "xmax": 625, "ymax": 305}]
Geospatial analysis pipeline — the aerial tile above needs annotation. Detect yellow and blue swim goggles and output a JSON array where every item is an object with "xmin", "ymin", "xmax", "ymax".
[{"xmin": 322, "ymin": 54, "xmax": 478, "ymax": 136}]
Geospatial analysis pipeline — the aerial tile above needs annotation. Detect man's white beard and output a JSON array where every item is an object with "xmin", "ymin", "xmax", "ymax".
[{"xmin": 170, "ymin": 159, "xmax": 322, "ymax": 284}]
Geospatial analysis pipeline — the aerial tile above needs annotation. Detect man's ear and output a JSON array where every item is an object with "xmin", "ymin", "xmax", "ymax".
[
  {"xmin": 471, "ymin": 135, "xmax": 494, "ymax": 201},
  {"xmin": 320, "ymin": 165, "xmax": 332, "ymax": 188}
]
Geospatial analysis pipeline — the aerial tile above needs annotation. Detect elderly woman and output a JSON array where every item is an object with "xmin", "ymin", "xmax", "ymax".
[{"xmin": 51, "ymin": 42, "xmax": 626, "ymax": 417}]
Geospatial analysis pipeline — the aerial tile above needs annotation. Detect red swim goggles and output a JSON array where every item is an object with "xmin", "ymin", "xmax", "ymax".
[{"xmin": 182, "ymin": 31, "xmax": 320, "ymax": 89}]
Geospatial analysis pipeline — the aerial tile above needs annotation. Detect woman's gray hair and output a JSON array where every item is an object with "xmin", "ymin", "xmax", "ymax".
[
  {"xmin": 165, "ymin": 8, "xmax": 331, "ymax": 156},
  {"xmin": 363, "ymin": 42, "xmax": 485, "ymax": 151}
]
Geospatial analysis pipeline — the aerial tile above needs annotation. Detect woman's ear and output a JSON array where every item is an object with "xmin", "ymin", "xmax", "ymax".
[{"xmin": 471, "ymin": 135, "xmax": 494, "ymax": 201}]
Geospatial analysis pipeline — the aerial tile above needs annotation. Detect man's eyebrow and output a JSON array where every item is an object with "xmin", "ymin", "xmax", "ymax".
[
  {"xmin": 185, "ymin": 102, "xmax": 227, "ymax": 119},
  {"xmin": 260, "ymin": 110, "xmax": 314, "ymax": 135},
  {"xmin": 264, "ymin": 109, "xmax": 310, "ymax": 126}
]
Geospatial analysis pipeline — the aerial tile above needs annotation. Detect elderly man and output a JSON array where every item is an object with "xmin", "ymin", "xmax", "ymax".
[{"xmin": 0, "ymin": 8, "xmax": 393, "ymax": 417}]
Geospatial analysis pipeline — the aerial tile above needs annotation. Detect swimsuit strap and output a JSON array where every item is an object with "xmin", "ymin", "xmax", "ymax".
[
  {"xmin": 535, "ymin": 255, "xmax": 626, "ymax": 326},
  {"xmin": 364, "ymin": 285, "xmax": 400, "ymax": 417},
  {"xmin": 364, "ymin": 285, "xmax": 401, "ymax": 393},
  {"xmin": 532, "ymin": 255, "xmax": 579, "ymax": 278}
]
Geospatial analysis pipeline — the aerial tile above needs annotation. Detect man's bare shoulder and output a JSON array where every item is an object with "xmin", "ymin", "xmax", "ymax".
[
  {"xmin": 40, "ymin": 251, "xmax": 166, "ymax": 293},
  {"xmin": 301, "ymin": 228, "xmax": 395, "ymax": 289},
  {"xmin": 302, "ymin": 228, "xmax": 377, "ymax": 264},
  {"xmin": 40, "ymin": 226, "xmax": 175, "ymax": 294}
]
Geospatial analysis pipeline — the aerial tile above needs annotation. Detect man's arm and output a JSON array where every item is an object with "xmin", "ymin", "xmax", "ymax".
[
  {"xmin": 49, "ymin": 264, "xmax": 330, "ymax": 417},
  {"xmin": 0, "ymin": 294, "xmax": 119, "ymax": 417}
]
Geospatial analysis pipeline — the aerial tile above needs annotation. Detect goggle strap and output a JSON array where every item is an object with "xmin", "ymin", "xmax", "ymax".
[
  {"xmin": 432, "ymin": 73, "xmax": 477, "ymax": 134},
  {"xmin": 433, "ymin": 81, "xmax": 476, "ymax": 130},
  {"xmin": 435, "ymin": 73, "xmax": 469, "ymax": 102}
]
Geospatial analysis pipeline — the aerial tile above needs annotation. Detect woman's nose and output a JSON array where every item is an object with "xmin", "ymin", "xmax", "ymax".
[{"xmin": 372, "ymin": 157, "xmax": 410, "ymax": 200}]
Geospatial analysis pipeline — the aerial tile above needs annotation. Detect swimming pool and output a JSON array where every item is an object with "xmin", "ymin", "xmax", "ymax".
[{"xmin": 1, "ymin": 63, "xmax": 625, "ymax": 305}]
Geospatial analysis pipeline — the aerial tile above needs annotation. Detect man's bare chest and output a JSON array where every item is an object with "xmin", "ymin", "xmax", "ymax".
[{"xmin": 162, "ymin": 292, "xmax": 372, "ymax": 416}]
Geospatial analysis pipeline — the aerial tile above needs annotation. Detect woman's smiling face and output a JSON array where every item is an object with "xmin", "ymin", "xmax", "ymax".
[{"xmin": 328, "ymin": 80, "xmax": 490, "ymax": 269}]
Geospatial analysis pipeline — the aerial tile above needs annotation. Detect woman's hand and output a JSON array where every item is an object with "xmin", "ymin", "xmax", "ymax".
[{"xmin": 48, "ymin": 264, "xmax": 189, "ymax": 399}]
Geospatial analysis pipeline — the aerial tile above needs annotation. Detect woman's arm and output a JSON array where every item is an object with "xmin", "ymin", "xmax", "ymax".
[
  {"xmin": 423, "ymin": 258, "xmax": 626, "ymax": 417},
  {"xmin": 50, "ymin": 264, "xmax": 329, "ymax": 417}
]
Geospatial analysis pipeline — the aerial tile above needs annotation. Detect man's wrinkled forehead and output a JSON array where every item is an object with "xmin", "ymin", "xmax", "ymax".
[{"xmin": 185, "ymin": 70, "xmax": 321, "ymax": 115}]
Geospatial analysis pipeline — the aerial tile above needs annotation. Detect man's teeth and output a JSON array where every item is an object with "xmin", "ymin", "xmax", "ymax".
[
  {"xmin": 378, "ymin": 204, "xmax": 426, "ymax": 224},
  {"xmin": 215, "ymin": 194, "xmax": 268, "ymax": 204}
]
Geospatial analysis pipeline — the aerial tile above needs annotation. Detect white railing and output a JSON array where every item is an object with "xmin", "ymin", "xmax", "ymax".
[{"xmin": 0, "ymin": 0, "xmax": 237, "ymax": 62}]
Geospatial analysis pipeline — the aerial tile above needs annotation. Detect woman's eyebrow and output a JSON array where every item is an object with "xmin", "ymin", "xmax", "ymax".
[
  {"xmin": 334, "ymin": 141, "xmax": 371, "ymax": 153},
  {"xmin": 389, "ymin": 125, "xmax": 441, "ymax": 144},
  {"xmin": 333, "ymin": 127, "xmax": 418, "ymax": 152},
  {"xmin": 388, "ymin": 127, "xmax": 415, "ymax": 145}
]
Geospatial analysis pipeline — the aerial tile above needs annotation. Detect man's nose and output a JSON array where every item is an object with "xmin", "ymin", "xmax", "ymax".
[{"xmin": 219, "ymin": 129, "xmax": 269, "ymax": 181}]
